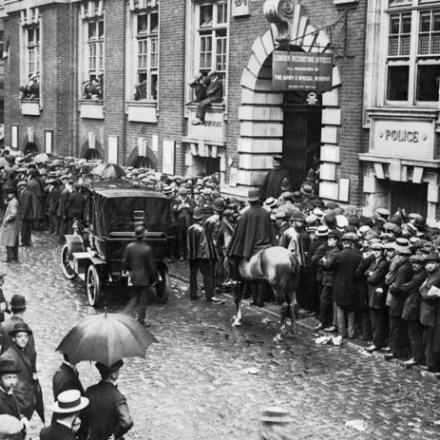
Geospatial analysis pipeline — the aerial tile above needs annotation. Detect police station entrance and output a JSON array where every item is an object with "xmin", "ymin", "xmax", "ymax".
[{"xmin": 282, "ymin": 91, "xmax": 322, "ymax": 190}]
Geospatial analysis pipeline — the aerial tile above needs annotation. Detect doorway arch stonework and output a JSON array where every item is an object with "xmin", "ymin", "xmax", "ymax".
[{"xmin": 237, "ymin": 3, "xmax": 342, "ymax": 200}]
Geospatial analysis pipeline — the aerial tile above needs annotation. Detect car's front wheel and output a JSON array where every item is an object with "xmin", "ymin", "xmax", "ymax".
[
  {"xmin": 60, "ymin": 244, "xmax": 76, "ymax": 280},
  {"xmin": 86, "ymin": 265, "xmax": 103, "ymax": 307}
]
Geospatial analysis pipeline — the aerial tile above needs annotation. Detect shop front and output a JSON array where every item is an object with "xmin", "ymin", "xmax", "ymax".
[{"xmin": 360, "ymin": 111, "xmax": 440, "ymax": 224}]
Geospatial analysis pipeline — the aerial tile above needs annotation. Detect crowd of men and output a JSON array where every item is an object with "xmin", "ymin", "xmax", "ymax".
[
  {"xmin": 0, "ymin": 291, "xmax": 133, "ymax": 439},
  {"xmin": 0, "ymin": 149, "xmax": 440, "ymax": 437}
]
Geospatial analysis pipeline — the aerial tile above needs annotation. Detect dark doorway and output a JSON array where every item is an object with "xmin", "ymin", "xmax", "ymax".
[
  {"xmin": 132, "ymin": 156, "xmax": 154, "ymax": 169},
  {"xmin": 282, "ymin": 92, "xmax": 322, "ymax": 190},
  {"xmin": 193, "ymin": 156, "xmax": 220, "ymax": 176},
  {"xmin": 389, "ymin": 181, "xmax": 427, "ymax": 218},
  {"xmin": 24, "ymin": 142, "xmax": 38, "ymax": 155},
  {"xmin": 84, "ymin": 148, "xmax": 101, "ymax": 160}
]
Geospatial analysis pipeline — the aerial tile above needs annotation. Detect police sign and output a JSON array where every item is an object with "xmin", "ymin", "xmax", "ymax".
[{"xmin": 272, "ymin": 51, "xmax": 333, "ymax": 92}]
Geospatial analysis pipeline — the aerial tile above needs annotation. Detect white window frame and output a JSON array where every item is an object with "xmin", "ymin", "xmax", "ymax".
[
  {"xmin": 78, "ymin": 1, "xmax": 105, "ymax": 101},
  {"xmin": 19, "ymin": 8, "xmax": 42, "ymax": 102},
  {"xmin": 185, "ymin": 0, "xmax": 229, "ymax": 105},
  {"xmin": 384, "ymin": 0, "xmax": 440, "ymax": 106},
  {"xmin": 127, "ymin": 6, "xmax": 159, "ymax": 102}
]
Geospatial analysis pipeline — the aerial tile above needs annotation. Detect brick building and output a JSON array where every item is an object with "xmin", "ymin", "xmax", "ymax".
[
  {"xmin": 361, "ymin": 0, "xmax": 440, "ymax": 224},
  {"xmin": 1, "ymin": 0, "xmax": 368, "ymax": 205}
]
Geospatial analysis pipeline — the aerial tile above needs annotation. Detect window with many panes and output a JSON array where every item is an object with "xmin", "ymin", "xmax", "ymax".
[
  {"xmin": 196, "ymin": 1, "xmax": 228, "ymax": 96},
  {"xmin": 26, "ymin": 25, "xmax": 40, "ymax": 79},
  {"xmin": 134, "ymin": 9, "xmax": 158, "ymax": 101},
  {"xmin": 87, "ymin": 19, "xmax": 104, "ymax": 82},
  {"xmin": 386, "ymin": 0, "xmax": 440, "ymax": 103}
]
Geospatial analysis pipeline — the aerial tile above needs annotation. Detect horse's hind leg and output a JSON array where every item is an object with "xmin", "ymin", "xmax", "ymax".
[{"xmin": 232, "ymin": 283, "xmax": 243, "ymax": 327}]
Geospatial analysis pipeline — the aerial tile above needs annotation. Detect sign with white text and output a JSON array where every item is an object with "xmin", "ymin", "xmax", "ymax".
[
  {"xmin": 232, "ymin": 0, "xmax": 250, "ymax": 16},
  {"xmin": 272, "ymin": 51, "xmax": 333, "ymax": 92}
]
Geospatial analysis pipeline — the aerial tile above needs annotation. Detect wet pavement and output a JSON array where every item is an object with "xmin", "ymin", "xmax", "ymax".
[{"xmin": 3, "ymin": 232, "xmax": 440, "ymax": 439}]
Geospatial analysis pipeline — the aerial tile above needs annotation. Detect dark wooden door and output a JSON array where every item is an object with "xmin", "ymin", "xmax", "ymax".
[{"xmin": 282, "ymin": 93, "xmax": 322, "ymax": 190}]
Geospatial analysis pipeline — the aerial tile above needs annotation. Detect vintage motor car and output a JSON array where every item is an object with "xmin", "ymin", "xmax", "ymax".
[{"xmin": 60, "ymin": 183, "xmax": 171, "ymax": 307}]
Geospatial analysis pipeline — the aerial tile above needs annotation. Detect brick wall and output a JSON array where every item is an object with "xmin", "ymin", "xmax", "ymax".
[{"xmin": 4, "ymin": 4, "xmax": 73, "ymax": 154}]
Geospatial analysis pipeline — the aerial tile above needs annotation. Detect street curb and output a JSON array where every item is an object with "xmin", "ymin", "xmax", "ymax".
[{"xmin": 169, "ymin": 273, "xmax": 438, "ymax": 381}]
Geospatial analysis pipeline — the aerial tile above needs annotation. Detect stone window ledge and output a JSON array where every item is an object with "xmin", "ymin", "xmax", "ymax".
[
  {"xmin": 79, "ymin": 100, "xmax": 104, "ymax": 120},
  {"xmin": 126, "ymin": 101, "xmax": 158, "ymax": 123},
  {"xmin": 20, "ymin": 99, "xmax": 40, "ymax": 116}
]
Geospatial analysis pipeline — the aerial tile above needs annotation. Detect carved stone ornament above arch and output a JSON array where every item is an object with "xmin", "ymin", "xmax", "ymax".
[{"xmin": 263, "ymin": 0, "xmax": 295, "ymax": 44}]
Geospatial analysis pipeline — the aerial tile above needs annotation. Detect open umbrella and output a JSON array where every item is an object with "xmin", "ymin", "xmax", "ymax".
[
  {"xmin": 34, "ymin": 152, "xmax": 50, "ymax": 163},
  {"xmin": 56, "ymin": 312, "xmax": 158, "ymax": 367},
  {"xmin": 91, "ymin": 163, "xmax": 126, "ymax": 179}
]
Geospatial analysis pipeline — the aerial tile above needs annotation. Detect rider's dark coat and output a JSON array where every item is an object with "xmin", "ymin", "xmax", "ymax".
[{"xmin": 227, "ymin": 203, "xmax": 274, "ymax": 259}]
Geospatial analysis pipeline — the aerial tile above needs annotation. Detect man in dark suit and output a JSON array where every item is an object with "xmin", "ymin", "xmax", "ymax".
[
  {"xmin": 123, "ymin": 223, "xmax": 159, "ymax": 325},
  {"xmin": 192, "ymin": 70, "xmax": 223, "ymax": 125},
  {"xmin": 52, "ymin": 354, "xmax": 84, "ymax": 399},
  {"xmin": 17, "ymin": 182, "xmax": 33, "ymax": 247},
  {"xmin": 85, "ymin": 360, "xmax": 133, "ymax": 440},
  {"xmin": 40, "ymin": 389, "xmax": 89, "ymax": 440},
  {"xmin": 65, "ymin": 185, "xmax": 87, "ymax": 229},
  {"xmin": 0, "ymin": 358, "xmax": 28, "ymax": 440}
]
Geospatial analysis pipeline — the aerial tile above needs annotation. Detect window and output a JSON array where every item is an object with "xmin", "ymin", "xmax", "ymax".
[
  {"xmin": 133, "ymin": 10, "xmax": 158, "ymax": 101},
  {"xmin": 79, "ymin": 1, "xmax": 104, "ymax": 101},
  {"xmin": 26, "ymin": 26, "xmax": 40, "ymax": 79},
  {"xmin": 386, "ymin": 0, "xmax": 440, "ymax": 103},
  {"xmin": 195, "ymin": 1, "xmax": 228, "ymax": 96}
]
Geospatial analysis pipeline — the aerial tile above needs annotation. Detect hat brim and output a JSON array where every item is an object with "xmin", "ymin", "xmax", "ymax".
[
  {"xmin": 51, "ymin": 397, "xmax": 89, "ymax": 414},
  {"xmin": 0, "ymin": 368, "xmax": 21, "ymax": 375},
  {"xmin": 248, "ymin": 197, "xmax": 260, "ymax": 202},
  {"xmin": 9, "ymin": 329, "xmax": 32, "ymax": 336}
]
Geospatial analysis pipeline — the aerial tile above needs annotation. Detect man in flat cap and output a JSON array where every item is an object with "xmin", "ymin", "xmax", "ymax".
[{"xmin": 85, "ymin": 360, "xmax": 133, "ymax": 440}]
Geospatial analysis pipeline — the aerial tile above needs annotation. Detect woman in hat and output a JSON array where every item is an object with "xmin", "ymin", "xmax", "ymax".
[
  {"xmin": 2, "ymin": 322, "xmax": 38, "ymax": 420},
  {"xmin": 0, "ymin": 188, "xmax": 20, "ymax": 263}
]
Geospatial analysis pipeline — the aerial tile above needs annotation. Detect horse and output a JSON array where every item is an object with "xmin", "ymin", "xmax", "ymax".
[{"xmin": 230, "ymin": 246, "xmax": 299, "ymax": 342}]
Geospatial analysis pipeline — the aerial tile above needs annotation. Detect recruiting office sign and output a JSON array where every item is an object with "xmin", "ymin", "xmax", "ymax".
[{"xmin": 272, "ymin": 51, "xmax": 333, "ymax": 92}]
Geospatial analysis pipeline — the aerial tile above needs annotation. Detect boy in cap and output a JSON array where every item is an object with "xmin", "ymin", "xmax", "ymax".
[
  {"xmin": 365, "ymin": 242, "xmax": 389, "ymax": 352},
  {"xmin": 386, "ymin": 245, "xmax": 413, "ymax": 359},
  {"xmin": 85, "ymin": 360, "xmax": 133, "ymax": 440},
  {"xmin": 401, "ymin": 255, "xmax": 427, "ymax": 367},
  {"xmin": 40, "ymin": 390, "xmax": 89, "ymax": 440}
]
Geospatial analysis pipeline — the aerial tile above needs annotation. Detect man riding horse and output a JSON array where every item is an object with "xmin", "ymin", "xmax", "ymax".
[
  {"xmin": 226, "ymin": 189, "xmax": 299, "ymax": 339},
  {"xmin": 227, "ymin": 189, "xmax": 275, "ymax": 299}
]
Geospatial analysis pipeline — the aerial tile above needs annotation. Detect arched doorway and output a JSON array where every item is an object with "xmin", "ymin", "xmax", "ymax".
[
  {"xmin": 132, "ymin": 155, "xmax": 153, "ymax": 169},
  {"xmin": 80, "ymin": 141, "xmax": 103, "ymax": 161},
  {"xmin": 127, "ymin": 145, "xmax": 158, "ymax": 170},
  {"xmin": 237, "ymin": 8, "xmax": 342, "ymax": 197}
]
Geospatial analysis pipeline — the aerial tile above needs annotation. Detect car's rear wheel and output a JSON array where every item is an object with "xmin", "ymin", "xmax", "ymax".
[
  {"xmin": 61, "ymin": 244, "xmax": 76, "ymax": 280},
  {"xmin": 156, "ymin": 267, "xmax": 169, "ymax": 304},
  {"xmin": 86, "ymin": 265, "xmax": 103, "ymax": 307}
]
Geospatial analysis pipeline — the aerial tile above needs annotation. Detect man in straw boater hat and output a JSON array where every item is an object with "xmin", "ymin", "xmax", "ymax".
[
  {"xmin": 85, "ymin": 360, "xmax": 133, "ymax": 440},
  {"xmin": 0, "ymin": 357, "xmax": 29, "ymax": 440},
  {"xmin": 40, "ymin": 389, "xmax": 89, "ymax": 440}
]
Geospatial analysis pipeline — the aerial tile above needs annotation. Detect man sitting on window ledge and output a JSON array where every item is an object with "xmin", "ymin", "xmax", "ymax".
[{"xmin": 192, "ymin": 70, "xmax": 223, "ymax": 125}]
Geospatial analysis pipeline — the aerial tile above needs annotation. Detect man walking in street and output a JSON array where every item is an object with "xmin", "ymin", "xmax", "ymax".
[
  {"xmin": 40, "ymin": 389, "xmax": 89, "ymax": 440},
  {"xmin": 0, "ymin": 358, "xmax": 28, "ymax": 440},
  {"xmin": 52, "ymin": 354, "xmax": 85, "ymax": 399},
  {"xmin": 85, "ymin": 360, "xmax": 133, "ymax": 440},
  {"xmin": 123, "ymin": 223, "xmax": 158, "ymax": 326}
]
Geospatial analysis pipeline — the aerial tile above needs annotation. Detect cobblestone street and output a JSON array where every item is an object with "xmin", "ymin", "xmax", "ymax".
[{"xmin": 4, "ymin": 232, "xmax": 440, "ymax": 439}]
